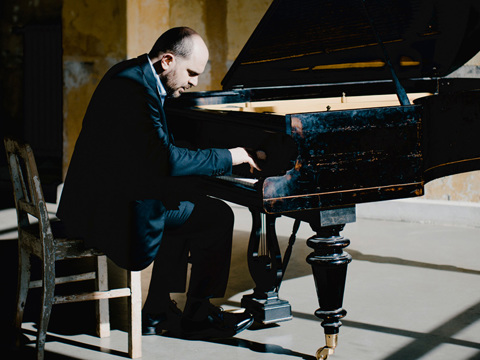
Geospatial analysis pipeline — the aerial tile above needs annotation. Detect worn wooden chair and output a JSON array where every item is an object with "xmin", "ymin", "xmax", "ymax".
[{"xmin": 4, "ymin": 137, "xmax": 142, "ymax": 360}]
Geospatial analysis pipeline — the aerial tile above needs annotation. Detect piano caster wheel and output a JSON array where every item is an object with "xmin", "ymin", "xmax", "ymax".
[
  {"xmin": 315, "ymin": 334, "xmax": 338, "ymax": 360},
  {"xmin": 316, "ymin": 346, "xmax": 334, "ymax": 360}
]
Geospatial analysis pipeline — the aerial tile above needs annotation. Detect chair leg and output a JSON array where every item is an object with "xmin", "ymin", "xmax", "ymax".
[
  {"xmin": 127, "ymin": 270, "xmax": 142, "ymax": 359},
  {"xmin": 96, "ymin": 255, "xmax": 110, "ymax": 338},
  {"xmin": 36, "ymin": 257, "xmax": 55, "ymax": 360},
  {"xmin": 15, "ymin": 248, "xmax": 31, "ymax": 348}
]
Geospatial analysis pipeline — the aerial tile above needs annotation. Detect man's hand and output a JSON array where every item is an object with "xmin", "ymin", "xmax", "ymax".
[{"xmin": 229, "ymin": 147, "xmax": 265, "ymax": 173}]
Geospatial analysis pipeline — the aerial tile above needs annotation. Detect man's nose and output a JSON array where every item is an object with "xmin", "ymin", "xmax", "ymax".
[{"xmin": 189, "ymin": 76, "xmax": 198, "ymax": 87}]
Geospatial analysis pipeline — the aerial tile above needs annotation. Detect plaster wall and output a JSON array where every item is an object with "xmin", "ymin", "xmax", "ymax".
[
  {"xmin": 62, "ymin": 0, "xmax": 126, "ymax": 171},
  {"xmin": 425, "ymin": 172, "xmax": 480, "ymax": 202},
  {"xmin": 126, "ymin": 0, "xmax": 170, "ymax": 58}
]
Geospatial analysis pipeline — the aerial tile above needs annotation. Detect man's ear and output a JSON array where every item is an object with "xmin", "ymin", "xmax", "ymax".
[{"xmin": 160, "ymin": 53, "xmax": 175, "ymax": 70}]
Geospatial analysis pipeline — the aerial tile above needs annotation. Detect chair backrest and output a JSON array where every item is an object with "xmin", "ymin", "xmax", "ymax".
[{"xmin": 4, "ymin": 137, "xmax": 54, "ymax": 255}]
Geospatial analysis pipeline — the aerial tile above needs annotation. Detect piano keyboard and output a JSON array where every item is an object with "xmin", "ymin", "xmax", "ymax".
[{"xmin": 216, "ymin": 175, "xmax": 259, "ymax": 189}]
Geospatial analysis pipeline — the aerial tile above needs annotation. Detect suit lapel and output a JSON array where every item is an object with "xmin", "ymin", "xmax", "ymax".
[
  {"xmin": 136, "ymin": 54, "xmax": 173, "ymax": 143},
  {"xmin": 137, "ymin": 54, "xmax": 163, "ymax": 105}
]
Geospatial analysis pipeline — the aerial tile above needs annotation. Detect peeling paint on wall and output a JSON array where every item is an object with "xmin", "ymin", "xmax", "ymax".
[{"xmin": 63, "ymin": 61, "xmax": 95, "ymax": 89}]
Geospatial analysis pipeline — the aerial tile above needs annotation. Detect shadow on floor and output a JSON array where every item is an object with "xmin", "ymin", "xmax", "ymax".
[
  {"xmin": 0, "ymin": 237, "xmax": 129, "ymax": 358},
  {"xmin": 210, "ymin": 337, "xmax": 317, "ymax": 360}
]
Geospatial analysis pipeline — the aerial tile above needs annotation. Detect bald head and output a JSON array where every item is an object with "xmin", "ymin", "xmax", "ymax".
[
  {"xmin": 149, "ymin": 27, "xmax": 209, "ymax": 98},
  {"xmin": 149, "ymin": 27, "xmax": 207, "ymax": 60},
  {"xmin": 188, "ymin": 34, "xmax": 209, "ymax": 67}
]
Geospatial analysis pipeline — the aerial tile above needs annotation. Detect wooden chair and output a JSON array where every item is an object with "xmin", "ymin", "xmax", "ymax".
[{"xmin": 4, "ymin": 137, "xmax": 142, "ymax": 360}]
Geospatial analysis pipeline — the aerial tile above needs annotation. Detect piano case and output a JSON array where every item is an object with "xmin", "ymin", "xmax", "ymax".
[
  {"xmin": 167, "ymin": 0, "xmax": 480, "ymax": 214},
  {"xmin": 166, "ymin": 0, "xmax": 480, "ymax": 357}
]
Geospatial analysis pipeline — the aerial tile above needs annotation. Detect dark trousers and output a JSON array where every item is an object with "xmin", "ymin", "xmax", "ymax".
[{"xmin": 143, "ymin": 196, "xmax": 234, "ymax": 313}]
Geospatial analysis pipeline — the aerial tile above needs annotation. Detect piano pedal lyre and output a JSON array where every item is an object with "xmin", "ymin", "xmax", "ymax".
[{"xmin": 241, "ymin": 210, "xmax": 293, "ymax": 324}]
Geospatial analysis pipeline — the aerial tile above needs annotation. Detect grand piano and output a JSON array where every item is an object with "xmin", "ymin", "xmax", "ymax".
[{"xmin": 166, "ymin": 0, "xmax": 480, "ymax": 358}]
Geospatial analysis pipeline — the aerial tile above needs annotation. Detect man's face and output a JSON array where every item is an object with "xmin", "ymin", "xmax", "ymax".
[{"xmin": 159, "ymin": 37, "xmax": 209, "ymax": 98}]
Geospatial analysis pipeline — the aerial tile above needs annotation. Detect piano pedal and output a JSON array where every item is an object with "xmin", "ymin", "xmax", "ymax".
[{"xmin": 241, "ymin": 292, "xmax": 292, "ymax": 324}]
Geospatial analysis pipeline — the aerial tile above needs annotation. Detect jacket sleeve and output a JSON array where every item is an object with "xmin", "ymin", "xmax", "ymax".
[
  {"xmin": 167, "ymin": 144, "xmax": 232, "ymax": 176},
  {"xmin": 138, "ymin": 74, "xmax": 233, "ymax": 178}
]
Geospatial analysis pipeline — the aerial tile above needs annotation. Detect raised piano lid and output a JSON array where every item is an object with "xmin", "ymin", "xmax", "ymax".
[{"xmin": 222, "ymin": 0, "xmax": 480, "ymax": 90}]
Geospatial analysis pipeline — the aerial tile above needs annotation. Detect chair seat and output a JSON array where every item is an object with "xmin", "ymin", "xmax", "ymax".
[
  {"xmin": 54, "ymin": 238, "xmax": 105, "ymax": 260},
  {"xmin": 22, "ymin": 219, "xmax": 105, "ymax": 260}
]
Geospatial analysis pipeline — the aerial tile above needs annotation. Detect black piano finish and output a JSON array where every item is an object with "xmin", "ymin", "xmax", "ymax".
[
  {"xmin": 263, "ymin": 104, "xmax": 423, "ymax": 212},
  {"xmin": 417, "ymin": 90, "xmax": 480, "ymax": 182},
  {"xmin": 168, "ymin": 83, "xmax": 480, "ymax": 214},
  {"xmin": 166, "ymin": 0, "xmax": 480, "ymax": 357},
  {"xmin": 222, "ymin": 0, "xmax": 480, "ymax": 89}
]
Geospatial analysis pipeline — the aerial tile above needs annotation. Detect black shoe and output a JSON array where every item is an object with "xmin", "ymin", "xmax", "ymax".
[
  {"xmin": 182, "ymin": 304, "xmax": 254, "ymax": 340},
  {"xmin": 142, "ymin": 300, "xmax": 183, "ymax": 336}
]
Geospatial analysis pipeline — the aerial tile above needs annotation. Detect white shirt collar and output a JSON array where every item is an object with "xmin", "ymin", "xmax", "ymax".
[{"xmin": 148, "ymin": 56, "xmax": 167, "ymax": 103}]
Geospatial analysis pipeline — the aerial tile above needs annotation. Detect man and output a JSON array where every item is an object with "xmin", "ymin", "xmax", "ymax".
[{"xmin": 57, "ymin": 27, "xmax": 258, "ymax": 339}]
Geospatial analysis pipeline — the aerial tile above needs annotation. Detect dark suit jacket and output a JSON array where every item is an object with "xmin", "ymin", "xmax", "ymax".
[{"xmin": 57, "ymin": 54, "xmax": 232, "ymax": 271}]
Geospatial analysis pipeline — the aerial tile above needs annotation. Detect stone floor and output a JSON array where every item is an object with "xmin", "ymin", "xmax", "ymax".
[{"xmin": 1, "ymin": 200, "xmax": 479, "ymax": 360}]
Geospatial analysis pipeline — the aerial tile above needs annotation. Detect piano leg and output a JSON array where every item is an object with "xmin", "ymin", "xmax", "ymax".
[
  {"xmin": 306, "ymin": 224, "xmax": 352, "ymax": 360},
  {"xmin": 240, "ymin": 208, "xmax": 293, "ymax": 324}
]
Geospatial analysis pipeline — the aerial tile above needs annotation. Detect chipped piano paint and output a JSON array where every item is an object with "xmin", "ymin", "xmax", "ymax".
[{"xmin": 262, "ymin": 105, "xmax": 423, "ymax": 213}]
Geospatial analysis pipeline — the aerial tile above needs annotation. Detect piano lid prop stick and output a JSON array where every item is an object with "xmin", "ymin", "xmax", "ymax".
[{"xmin": 361, "ymin": 0, "xmax": 411, "ymax": 106}]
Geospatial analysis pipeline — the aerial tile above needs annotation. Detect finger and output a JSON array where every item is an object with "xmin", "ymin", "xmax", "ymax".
[{"xmin": 250, "ymin": 158, "xmax": 261, "ymax": 171}]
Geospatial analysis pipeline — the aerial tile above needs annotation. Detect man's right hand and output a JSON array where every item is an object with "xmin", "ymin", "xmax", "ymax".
[{"xmin": 228, "ymin": 147, "xmax": 265, "ymax": 173}]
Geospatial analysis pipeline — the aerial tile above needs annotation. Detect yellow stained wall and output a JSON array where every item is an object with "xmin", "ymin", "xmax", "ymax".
[
  {"xmin": 126, "ymin": 0, "xmax": 170, "ymax": 58},
  {"xmin": 62, "ymin": 0, "xmax": 127, "ymax": 172}
]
